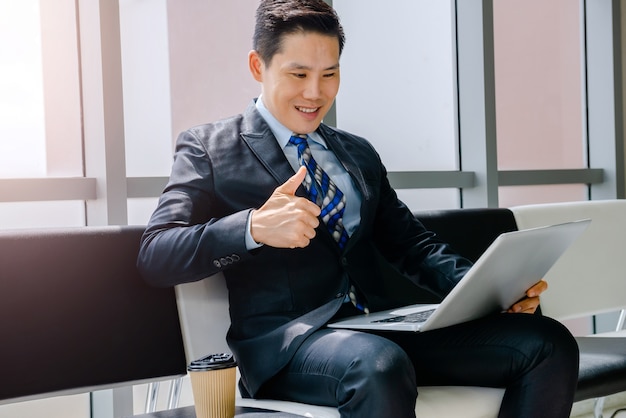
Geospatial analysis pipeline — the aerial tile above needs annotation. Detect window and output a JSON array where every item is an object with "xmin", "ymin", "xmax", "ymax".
[
  {"xmin": 0, "ymin": 1, "xmax": 46, "ymax": 178},
  {"xmin": 493, "ymin": 0, "xmax": 588, "ymax": 206},
  {"xmin": 0, "ymin": 0, "xmax": 85, "ymax": 228},
  {"xmin": 333, "ymin": 0, "xmax": 460, "ymax": 210}
]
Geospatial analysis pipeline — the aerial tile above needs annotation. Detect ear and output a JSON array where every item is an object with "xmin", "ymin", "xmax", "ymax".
[{"xmin": 248, "ymin": 50, "xmax": 264, "ymax": 82}]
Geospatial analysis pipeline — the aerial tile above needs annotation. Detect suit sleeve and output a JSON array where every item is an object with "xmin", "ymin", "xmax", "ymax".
[
  {"xmin": 371, "ymin": 157, "xmax": 473, "ymax": 298},
  {"xmin": 137, "ymin": 129, "xmax": 254, "ymax": 287}
]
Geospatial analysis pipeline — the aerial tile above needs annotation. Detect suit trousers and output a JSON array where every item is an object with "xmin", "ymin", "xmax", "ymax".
[{"xmin": 256, "ymin": 306, "xmax": 579, "ymax": 418}]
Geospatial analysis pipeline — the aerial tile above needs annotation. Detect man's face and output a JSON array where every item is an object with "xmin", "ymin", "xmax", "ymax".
[{"xmin": 249, "ymin": 31, "xmax": 340, "ymax": 135}]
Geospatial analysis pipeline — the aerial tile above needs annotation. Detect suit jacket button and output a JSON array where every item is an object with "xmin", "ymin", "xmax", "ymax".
[
  {"xmin": 336, "ymin": 292, "xmax": 344, "ymax": 299},
  {"xmin": 341, "ymin": 257, "xmax": 348, "ymax": 266}
]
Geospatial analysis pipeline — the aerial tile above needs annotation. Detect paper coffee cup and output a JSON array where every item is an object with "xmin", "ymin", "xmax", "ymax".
[{"xmin": 188, "ymin": 353, "xmax": 237, "ymax": 418}]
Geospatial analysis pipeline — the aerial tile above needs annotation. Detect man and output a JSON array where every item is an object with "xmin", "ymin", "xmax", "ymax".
[{"xmin": 137, "ymin": 1, "xmax": 579, "ymax": 417}]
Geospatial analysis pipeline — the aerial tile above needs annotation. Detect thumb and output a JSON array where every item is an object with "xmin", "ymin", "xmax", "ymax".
[{"xmin": 276, "ymin": 166, "xmax": 307, "ymax": 195}]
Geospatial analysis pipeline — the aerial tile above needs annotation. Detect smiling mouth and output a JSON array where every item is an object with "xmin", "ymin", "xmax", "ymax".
[{"xmin": 296, "ymin": 106, "xmax": 319, "ymax": 114}]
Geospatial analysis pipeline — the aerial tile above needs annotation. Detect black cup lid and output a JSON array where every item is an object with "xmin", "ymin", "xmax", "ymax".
[{"xmin": 188, "ymin": 353, "xmax": 237, "ymax": 371}]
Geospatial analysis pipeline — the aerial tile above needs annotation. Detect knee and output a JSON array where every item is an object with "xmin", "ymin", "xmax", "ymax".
[
  {"xmin": 341, "ymin": 335, "xmax": 416, "ymax": 395},
  {"xmin": 536, "ymin": 316, "xmax": 578, "ymax": 353},
  {"xmin": 520, "ymin": 315, "xmax": 579, "ymax": 372},
  {"xmin": 337, "ymin": 336, "xmax": 417, "ymax": 417},
  {"xmin": 545, "ymin": 316, "xmax": 579, "ymax": 363}
]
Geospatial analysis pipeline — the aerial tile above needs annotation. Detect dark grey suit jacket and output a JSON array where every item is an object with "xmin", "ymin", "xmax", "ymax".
[{"xmin": 137, "ymin": 100, "xmax": 472, "ymax": 396}]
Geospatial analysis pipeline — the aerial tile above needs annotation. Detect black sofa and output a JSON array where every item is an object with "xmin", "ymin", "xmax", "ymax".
[{"xmin": 1, "ymin": 208, "xmax": 625, "ymax": 415}]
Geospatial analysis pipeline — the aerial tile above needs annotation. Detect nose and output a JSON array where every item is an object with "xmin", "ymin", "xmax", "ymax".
[{"xmin": 302, "ymin": 77, "xmax": 322, "ymax": 100}]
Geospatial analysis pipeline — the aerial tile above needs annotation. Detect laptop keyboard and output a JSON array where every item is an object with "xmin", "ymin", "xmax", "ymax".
[{"xmin": 371, "ymin": 308, "xmax": 436, "ymax": 324}]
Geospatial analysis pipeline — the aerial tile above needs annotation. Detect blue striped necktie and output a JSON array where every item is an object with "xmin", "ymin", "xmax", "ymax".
[
  {"xmin": 289, "ymin": 134, "xmax": 349, "ymax": 249},
  {"xmin": 289, "ymin": 134, "xmax": 368, "ymax": 313}
]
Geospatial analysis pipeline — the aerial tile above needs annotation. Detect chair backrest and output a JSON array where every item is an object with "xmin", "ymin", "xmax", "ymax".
[
  {"xmin": 414, "ymin": 208, "xmax": 519, "ymax": 262},
  {"xmin": 379, "ymin": 208, "xmax": 519, "ymax": 307},
  {"xmin": 511, "ymin": 200, "xmax": 626, "ymax": 321},
  {"xmin": 175, "ymin": 273, "xmax": 231, "ymax": 363},
  {"xmin": 0, "ymin": 226, "xmax": 187, "ymax": 405}
]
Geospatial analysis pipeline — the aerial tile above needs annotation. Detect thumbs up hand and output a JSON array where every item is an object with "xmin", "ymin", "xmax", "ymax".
[{"xmin": 250, "ymin": 166, "xmax": 321, "ymax": 248}]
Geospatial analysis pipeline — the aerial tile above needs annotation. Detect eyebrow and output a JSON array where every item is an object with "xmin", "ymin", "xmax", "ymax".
[{"xmin": 285, "ymin": 62, "xmax": 340, "ymax": 71}]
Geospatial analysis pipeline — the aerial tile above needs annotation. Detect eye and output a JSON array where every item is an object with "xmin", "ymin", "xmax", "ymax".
[
  {"xmin": 323, "ymin": 72, "xmax": 336, "ymax": 78},
  {"xmin": 292, "ymin": 72, "xmax": 306, "ymax": 79}
]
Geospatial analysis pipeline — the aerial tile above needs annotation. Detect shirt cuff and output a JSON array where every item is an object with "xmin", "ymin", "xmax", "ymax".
[{"xmin": 245, "ymin": 210, "xmax": 264, "ymax": 250}]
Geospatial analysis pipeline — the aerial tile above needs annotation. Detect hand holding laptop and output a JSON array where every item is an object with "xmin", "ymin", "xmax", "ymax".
[
  {"xmin": 328, "ymin": 219, "xmax": 590, "ymax": 333},
  {"xmin": 507, "ymin": 279, "xmax": 548, "ymax": 314}
]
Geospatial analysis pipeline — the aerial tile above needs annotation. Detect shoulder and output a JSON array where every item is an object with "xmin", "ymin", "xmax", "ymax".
[
  {"xmin": 320, "ymin": 124, "xmax": 372, "ymax": 146},
  {"xmin": 320, "ymin": 124, "xmax": 380, "ymax": 156},
  {"xmin": 181, "ymin": 101, "xmax": 268, "ymax": 146},
  {"xmin": 319, "ymin": 124, "xmax": 383, "ymax": 165},
  {"xmin": 184, "ymin": 113, "xmax": 245, "ymax": 141}
]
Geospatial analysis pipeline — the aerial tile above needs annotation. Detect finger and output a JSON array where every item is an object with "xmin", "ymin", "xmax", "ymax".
[
  {"xmin": 303, "ymin": 225, "xmax": 317, "ymax": 240},
  {"xmin": 509, "ymin": 306, "xmax": 537, "ymax": 314},
  {"xmin": 509, "ymin": 296, "xmax": 540, "ymax": 313},
  {"xmin": 527, "ymin": 280, "xmax": 548, "ymax": 297},
  {"xmin": 518, "ymin": 304, "xmax": 538, "ymax": 314},
  {"xmin": 301, "ymin": 199, "xmax": 321, "ymax": 218},
  {"xmin": 276, "ymin": 166, "xmax": 307, "ymax": 196},
  {"xmin": 289, "ymin": 226, "xmax": 316, "ymax": 248}
]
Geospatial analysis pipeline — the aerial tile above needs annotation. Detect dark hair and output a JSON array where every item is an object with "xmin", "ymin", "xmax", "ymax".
[{"xmin": 253, "ymin": 0, "xmax": 345, "ymax": 66}]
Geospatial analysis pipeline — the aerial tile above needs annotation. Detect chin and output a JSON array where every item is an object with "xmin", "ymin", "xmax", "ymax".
[{"xmin": 291, "ymin": 123, "xmax": 320, "ymax": 135}]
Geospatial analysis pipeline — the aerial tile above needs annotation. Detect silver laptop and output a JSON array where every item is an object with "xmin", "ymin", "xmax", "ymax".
[{"xmin": 328, "ymin": 219, "xmax": 591, "ymax": 332}]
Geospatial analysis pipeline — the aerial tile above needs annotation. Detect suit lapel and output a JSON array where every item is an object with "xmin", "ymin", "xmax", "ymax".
[
  {"xmin": 323, "ymin": 131, "xmax": 370, "ymax": 199},
  {"xmin": 318, "ymin": 126, "xmax": 373, "ymax": 249},
  {"xmin": 243, "ymin": 132, "xmax": 296, "ymax": 186},
  {"xmin": 239, "ymin": 102, "xmax": 301, "ymax": 192}
]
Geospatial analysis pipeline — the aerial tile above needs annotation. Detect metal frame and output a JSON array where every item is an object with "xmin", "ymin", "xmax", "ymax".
[
  {"xmin": 456, "ymin": 0, "xmax": 499, "ymax": 208},
  {"xmin": 585, "ymin": 0, "xmax": 625, "ymax": 200}
]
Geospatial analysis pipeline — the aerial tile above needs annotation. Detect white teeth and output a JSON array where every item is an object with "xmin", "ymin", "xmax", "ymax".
[{"xmin": 297, "ymin": 107, "xmax": 317, "ymax": 113}]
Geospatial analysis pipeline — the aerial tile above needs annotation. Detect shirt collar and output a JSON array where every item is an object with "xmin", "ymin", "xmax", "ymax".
[{"xmin": 255, "ymin": 96, "xmax": 328, "ymax": 149}]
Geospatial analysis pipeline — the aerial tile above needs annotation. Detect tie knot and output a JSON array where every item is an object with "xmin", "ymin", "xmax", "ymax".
[{"xmin": 288, "ymin": 134, "xmax": 308, "ymax": 147}]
